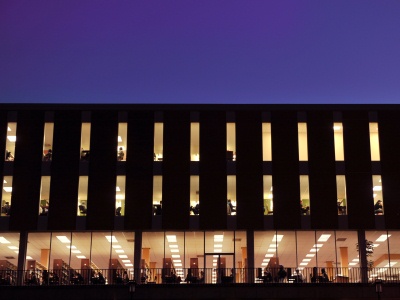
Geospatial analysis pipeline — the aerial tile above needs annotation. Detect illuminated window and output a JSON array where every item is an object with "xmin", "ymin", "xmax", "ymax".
[
  {"xmin": 115, "ymin": 176, "xmax": 126, "ymax": 216},
  {"xmin": 42, "ymin": 122, "xmax": 54, "ymax": 161},
  {"xmin": 5, "ymin": 122, "xmax": 17, "ymax": 161},
  {"xmin": 226, "ymin": 123, "xmax": 236, "ymax": 161},
  {"xmin": 117, "ymin": 123, "xmax": 127, "ymax": 161},
  {"xmin": 1, "ymin": 176, "xmax": 13, "ymax": 217},
  {"xmin": 336, "ymin": 175, "xmax": 347, "ymax": 215},
  {"xmin": 262, "ymin": 123, "xmax": 272, "ymax": 161},
  {"xmin": 369, "ymin": 123, "xmax": 380, "ymax": 161},
  {"xmin": 263, "ymin": 175, "xmax": 273, "ymax": 215},
  {"xmin": 372, "ymin": 175, "xmax": 383, "ymax": 215},
  {"xmin": 333, "ymin": 123, "xmax": 344, "ymax": 161},
  {"xmin": 190, "ymin": 123, "xmax": 200, "ymax": 161},
  {"xmin": 227, "ymin": 176, "xmax": 236, "ymax": 215},
  {"xmin": 153, "ymin": 176, "xmax": 162, "ymax": 215},
  {"xmin": 77, "ymin": 176, "xmax": 88, "ymax": 216},
  {"xmin": 154, "ymin": 123, "xmax": 163, "ymax": 161},
  {"xmin": 190, "ymin": 176, "xmax": 199, "ymax": 215},
  {"xmin": 298, "ymin": 123, "xmax": 308, "ymax": 161},
  {"xmin": 300, "ymin": 175, "xmax": 310, "ymax": 215},
  {"xmin": 39, "ymin": 176, "xmax": 51, "ymax": 216},
  {"xmin": 80, "ymin": 123, "xmax": 91, "ymax": 161}
]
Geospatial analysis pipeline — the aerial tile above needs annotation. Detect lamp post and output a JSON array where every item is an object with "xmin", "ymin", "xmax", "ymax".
[{"xmin": 375, "ymin": 279, "xmax": 383, "ymax": 300}]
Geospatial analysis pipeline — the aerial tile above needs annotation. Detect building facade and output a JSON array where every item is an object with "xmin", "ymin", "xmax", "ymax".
[{"xmin": 1, "ymin": 104, "xmax": 400, "ymax": 290}]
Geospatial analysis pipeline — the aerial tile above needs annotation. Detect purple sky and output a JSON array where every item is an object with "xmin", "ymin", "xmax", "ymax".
[{"xmin": 1, "ymin": 0, "xmax": 400, "ymax": 104}]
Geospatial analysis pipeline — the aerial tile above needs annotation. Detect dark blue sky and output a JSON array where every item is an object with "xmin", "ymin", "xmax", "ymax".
[{"xmin": 1, "ymin": 0, "xmax": 400, "ymax": 104}]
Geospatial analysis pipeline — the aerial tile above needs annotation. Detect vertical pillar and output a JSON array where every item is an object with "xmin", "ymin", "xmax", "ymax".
[
  {"xmin": 339, "ymin": 247, "xmax": 349, "ymax": 277},
  {"xmin": 133, "ymin": 231, "xmax": 142, "ymax": 283},
  {"xmin": 246, "ymin": 230, "xmax": 255, "ymax": 284},
  {"xmin": 357, "ymin": 230, "xmax": 368, "ymax": 283},
  {"xmin": 17, "ymin": 231, "xmax": 28, "ymax": 286}
]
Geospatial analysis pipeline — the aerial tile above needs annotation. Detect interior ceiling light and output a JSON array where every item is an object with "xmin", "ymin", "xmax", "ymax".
[
  {"xmin": 112, "ymin": 245, "xmax": 122, "ymax": 249},
  {"xmin": 376, "ymin": 234, "xmax": 391, "ymax": 242},
  {"xmin": 170, "ymin": 249, "xmax": 179, "ymax": 253},
  {"xmin": 67, "ymin": 245, "xmax": 77, "ymax": 249},
  {"xmin": 8, "ymin": 246, "xmax": 18, "ymax": 250},
  {"xmin": 272, "ymin": 235, "xmax": 284, "ymax": 242},
  {"xmin": 269, "ymin": 244, "xmax": 277, "ymax": 248},
  {"xmin": 3, "ymin": 187, "xmax": 12, "ymax": 192},
  {"xmin": 373, "ymin": 186, "xmax": 382, "ymax": 191},
  {"xmin": 214, "ymin": 235, "xmax": 224, "ymax": 242},
  {"xmin": 115, "ymin": 250, "xmax": 125, "ymax": 253},
  {"xmin": 119, "ymin": 255, "xmax": 128, "ymax": 258},
  {"xmin": 306, "ymin": 254, "xmax": 315, "ymax": 257},
  {"xmin": 318, "ymin": 234, "xmax": 331, "ymax": 242},
  {"xmin": 56, "ymin": 236, "xmax": 71, "ymax": 243},
  {"xmin": 116, "ymin": 186, "xmax": 121, "ymax": 192},
  {"xmin": 118, "ymin": 136, "xmax": 122, "ymax": 142},
  {"xmin": 172, "ymin": 255, "xmax": 180, "ymax": 258},
  {"xmin": 106, "ymin": 236, "xmax": 118, "ymax": 243},
  {"xmin": 122, "ymin": 260, "xmax": 130, "ymax": 263},
  {"xmin": 169, "ymin": 244, "xmax": 178, "ymax": 248},
  {"xmin": 313, "ymin": 244, "xmax": 323, "ymax": 248},
  {"xmin": 7, "ymin": 136, "xmax": 16, "ymax": 142},
  {"xmin": 166, "ymin": 235, "xmax": 177, "ymax": 243},
  {"xmin": 76, "ymin": 255, "xmax": 86, "ymax": 259},
  {"xmin": 125, "ymin": 263, "xmax": 133, "ymax": 267},
  {"xmin": 265, "ymin": 254, "xmax": 273, "ymax": 257}
]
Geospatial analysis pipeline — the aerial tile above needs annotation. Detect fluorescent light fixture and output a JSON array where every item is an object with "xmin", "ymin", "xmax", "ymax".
[
  {"xmin": 333, "ymin": 125, "xmax": 341, "ymax": 131},
  {"xmin": 384, "ymin": 262, "xmax": 397, "ymax": 267},
  {"xmin": 302, "ymin": 259, "xmax": 311, "ymax": 262},
  {"xmin": 265, "ymin": 254, "xmax": 274, "ymax": 257},
  {"xmin": 116, "ymin": 186, "xmax": 121, "ymax": 192},
  {"xmin": 376, "ymin": 234, "xmax": 391, "ymax": 242},
  {"xmin": 261, "ymin": 263, "xmax": 268, "ymax": 266},
  {"xmin": 14, "ymin": 251, "xmax": 19, "ymax": 254},
  {"xmin": 174, "ymin": 263, "xmax": 182, "ymax": 267},
  {"xmin": 299, "ymin": 263, "xmax": 308, "ymax": 266},
  {"xmin": 8, "ymin": 246, "xmax": 18, "ymax": 250},
  {"xmin": 214, "ymin": 235, "xmax": 224, "ymax": 242},
  {"xmin": 373, "ymin": 186, "xmax": 382, "ymax": 191},
  {"xmin": 310, "ymin": 248, "xmax": 320, "ymax": 252},
  {"xmin": 214, "ymin": 249, "xmax": 222, "ymax": 252},
  {"xmin": 7, "ymin": 136, "xmax": 16, "ymax": 142},
  {"xmin": 373, "ymin": 244, "xmax": 380, "ymax": 248},
  {"xmin": 313, "ymin": 244, "xmax": 323, "ymax": 248},
  {"xmin": 306, "ymin": 254, "xmax": 315, "ymax": 257},
  {"xmin": 56, "ymin": 236, "xmax": 71, "ymax": 243},
  {"xmin": 116, "ymin": 194, "xmax": 125, "ymax": 200},
  {"xmin": 349, "ymin": 263, "xmax": 357, "ymax": 266},
  {"xmin": 352, "ymin": 259, "xmax": 359, "ymax": 262},
  {"xmin": 125, "ymin": 263, "xmax": 133, "ymax": 267},
  {"xmin": 173, "ymin": 260, "xmax": 181, "ymax": 263},
  {"xmin": 105, "ymin": 236, "xmax": 118, "ymax": 243},
  {"xmin": 77, "ymin": 255, "xmax": 86, "ymax": 259},
  {"xmin": 269, "ymin": 244, "xmax": 277, "ymax": 248},
  {"xmin": 213, "ymin": 263, "xmax": 217, "ymax": 266},
  {"xmin": 267, "ymin": 249, "xmax": 276, "ymax": 252},
  {"xmin": 122, "ymin": 260, "xmax": 131, "ymax": 263},
  {"xmin": 26, "ymin": 256, "xmax": 33, "ymax": 259},
  {"xmin": 213, "ymin": 255, "xmax": 219, "ymax": 258},
  {"xmin": 214, "ymin": 244, "xmax": 223, "ymax": 248},
  {"xmin": 112, "ymin": 245, "xmax": 122, "ymax": 249},
  {"xmin": 263, "ymin": 259, "xmax": 270, "ymax": 262},
  {"xmin": 71, "ymin": 250, "xmax": 81, "ymax": 254},
  {"xmin": 3, "ymin": 187, "xmax": 12, "ymax": 192},
  {"xmin": 213, "ymin": 259, "xmax": 217, "ymax": 262},
  {"xmin": 7, "ymin": 127, "xmax": 11, "ymax": 131},
  {"xmin": 318, "ymin": 234, "xmax": 331, "ymax": 242},
  {"xmin": 67, "ymin": 245, "xmax": 77, "ymax": 249},
  {"xmin": 373, "ymin": 194, "xmax": 377, "ymax": 198},
  {"xmin": 169, "ymin": 244, "xmax": 178, "ymax": 248},
  {"xmin": 170, "ymin": 249, "xmax": 179, "ymax": 253},
  {"xmin": 166, "ymin": 235, "xmax": 177, "ymax": 242},
  {"xmin": 272, "ymin": 234, "xmax": 284, "ymax": 242},
  {"xmin": 119, "ymin": 255, "xmax": 128, "ymax": 258},
  {"xmin": 115, "ymin": 250, "xmax": 125, "ymax": 253},
  {"xmin": 172, "ymin": 255, "xmax": 180, "ymax": 258},
  {"xmin": 118, "ymin": 136, "xmax": 122, "ymax": 142}
]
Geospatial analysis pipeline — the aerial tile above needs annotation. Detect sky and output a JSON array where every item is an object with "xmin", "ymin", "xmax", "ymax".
[{"xmin": 1, "ymin": 0, "xmax": 400, "ymax": 104}]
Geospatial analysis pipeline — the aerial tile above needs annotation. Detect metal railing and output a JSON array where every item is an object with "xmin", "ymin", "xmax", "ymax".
[{"xmin": 1, "ymin": 267, "xmax": 399, "ymax": 286}]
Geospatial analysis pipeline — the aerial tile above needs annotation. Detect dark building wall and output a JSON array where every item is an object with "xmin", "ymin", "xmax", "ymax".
[
  {"xmin": 343, "ymin": 111, "xmax": 374, "ymax": 229},
  {"xmin": 124, "ymin": 111, "xmax": 154, "ymax": 230},
  {"xmin": 307, "ymin": 111, "xmax": 338, "ymax": 229},
  {"xmin": 86, "ymin": 111, "xmax": 118, "ymax": 230},
  {"xmin": 236, "ymin": 110, "xmax": 263, "ymax": 230},
  {"xmin": 271, "ymin": 111, "xmax": 301, "ymax": 229},
  {"xmin": 48, "ymin": 111, "xmax": 82, "ymax": 230},
  {"xmin": 199, "ymin": 111, "xmax": 227, "ymax": 230},
  {"xmin": 162, "ymin": 111, "xmax": 191, "ymax": 229},
  {"xmin": 9, "ymin": 110, "xmax": 44, "ymax": 231},
  {"xmin": 377, "ymin": 110, "xmax": 400, "ymax": 229},
  {"xmin": 0, "ymin": 110, "xmax": 8, "ymax": 178}
]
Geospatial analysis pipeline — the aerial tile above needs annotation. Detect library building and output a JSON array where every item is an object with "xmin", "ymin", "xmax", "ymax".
[{"xmin": 1, "ymin": 104, "xmax": 400, "ymax": 300}]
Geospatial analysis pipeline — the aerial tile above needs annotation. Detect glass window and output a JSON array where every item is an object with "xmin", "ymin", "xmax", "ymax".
[
  {"xmin": 80, "ymin": 123, "xmax": 91, "ymax": 161},
  {"xmin": 1, "ymin": 176, "xmax": 13, "ymax": 217},
  {"xmin": 42, "ymin": 122, "xmax": 54, "ymax": 161},
  {"xmin": 336, "ymin": 230, "xmax": 359, "ymax": 282},
  {"xmin": 154, "ymin": 123, "xmax": 163, "ymax": 161},
  {"xmin": 300, "ymin": 175, "xmax": 310, "ymax": 215},
  {"xmin": 0, "ymin": 232, "xmax": 21, "ymax": 280},
  {"xmin": 110, "ymin": 232, "xmax": 135, "ymax": 284},
  {"xmin": 263, "ymin": 175, "xmax": 273, "ymax": 215},
  {"xmin": 5, "ymin": 122, "xmax": 17, "ymax": 161},
  {"xmin": 69, "ymin": 232, "xmax": 92, "ymax": 283},
  {"xmin": 117, "ymin": 123, "xmax": 127, "ymax": 161},
  {"xmin": 153, "ymin": 176, "xmax": 162, "ymax": 215},
  {"xmin": 26, "ymin": 232, "xmax": 51, "ymax": 284},
  {"xmin": 262, "ymin": 123, "xmax": 272, "ymax": 161},
  {"xmin": 365, "ymin": 231, "xmax": 390, "ymax": 281},
  {"xmin": 254, "ymin": 231, "xmax": 282, "ymax": 282},
  {"xmin": 336, "ymin": 175, "xmax": 347, "ymax": 215},
  {"xmin": 227, "ymin": 176, "xmax": 236, "ymax": 215},
  {"xmin": 190, "ymin": 176, "xmax": 199, "ymax": 215},
  {"xmin": 77, "ymin": 176, "xmax": 88, "ymax": 216},
  {"xmin": 334, "ymin": 123, "xmax": 344, "ymax": 161},
  {"xmin": 91, "ymin": 232, "xmax": 113, "ymax": 282},
  {"xmin": 369, "ymin": 123, "xmax": 380, "ymax": 161},
  {"xmin": 184, "ymin": 231, "xmax": 205, "ymax": 282},
  {"xmin": 226, "ymin": 123, "xmax": 236, "ymax": 161},
  {"xmin": 298, "ymin": 123, "xmax": 308, "ymax": 161},
  {"xmin": 142, "ymin": 231, "xmax": 165, "ymax": 283},
  {"xmin": 190, "ymin": 123, "xmax": 200, "ymax": 161},
  {"xmin": 49, "ymin": 232, "xmax": 74, "ymax": 285},
  {"xmin": 115, "ymin": 176, "xmax": 126, "ymax": 216},
  {"xmin": 39, "ymin": 176, "xmax": 51, "ymax": 216},
  {"xmin": 164, "ymin": 232, "xmax": 185, "ymax": 282},
  {"xmin": 373, "ymin": 175, "xmax": 383, "ymax": 215}
]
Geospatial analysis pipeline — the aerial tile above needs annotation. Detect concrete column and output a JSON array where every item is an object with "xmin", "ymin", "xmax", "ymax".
[
  {"xmin": 357, "ymin": 230, "xmax": 368, "ymax": 283},
  {"xmin": 133, "ymin": 231, "xmax": 142, "ymax": 283},
  {"xmin": 246, "ymin": 230, "xmax": 255, "ymax": 284},
  {"xmin": 17, "ymin": 231, "xmax": 28, "ymax": 286}
]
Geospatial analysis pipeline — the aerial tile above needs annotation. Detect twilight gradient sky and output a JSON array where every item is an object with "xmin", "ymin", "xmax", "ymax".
[{"xmin": 1, "ymin": 0, "xmax": 400, "ymax": 104}]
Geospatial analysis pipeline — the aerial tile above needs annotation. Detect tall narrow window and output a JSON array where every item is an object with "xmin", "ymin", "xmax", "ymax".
[
  {"xmin": 1, "ymin": 176, "xmax": 13, "ymax": 216},
  {"xmin": 80, "ymin": 123, "xmax": 91, "ymax": 161},
  {"xmin": 43, "ymin": 122, "xmax": 54, "ymax": 161},
  {"xmin": 117, "ymin": 123, "xmax": 127, "ymax": 161},
  {"xmin": 226, "ymin": 123, "xmax": 236, "ymax": 161},
  {"xmin": 262, "ymin": 123, "xmax": 272, "ymax": 161},
  {"xmin": 333, "ymin": 123, "xmax": 344, "ymax": 161},
  {"xmin": 154, "ymin": 123, "xmax": 163, "ymax": 161},
  {"xmin": 227, "ymin": 175, "xmax": 236, "ymax": 215},
  {"xmin": 77, "ymin": 176, "xmax": 88, "ymax": 216},
  {"xmin": 5, "ymin": 122, "xmax": 17, "ymax": 161},
  {"xmin": 116, "ymin": 176, "xmax": 126, "ymax": 216},
  {"xmin": 190, "ymin": 123, "xmax": 200, "ymax": 161},
  {"xmin": 336, "ymin": 175, "xmax": 347, "ymax": 215},
  {"xmin": 153, "ymin": 176, "xmax": 162, "ymax": 215},
  {"xmin": 372, "ymin": 175, "xmax": 383, "ymax": 215},
  {"xmin": 190, "ymin": 176, "xmax": 199, "ymax": 215},
  {"xmin": 298, "ymin": 123, "xmax": 308, "ymax": 161},
  {"xmin": 263, "ymin": 175, "xmax": 273, "ymax": 215},
  {"xmin": 39, "ymin": 176, "xmax": 51, "ymax": 216},
  {"xmin": 300, "ymin": 175, "xmax": 310, "ymax": 215},
  {"xmin": 369, "ymin": 123, "xmax": 380, "ymax": 161}
]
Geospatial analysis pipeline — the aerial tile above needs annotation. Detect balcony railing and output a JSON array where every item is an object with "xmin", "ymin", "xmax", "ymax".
[{"xmin": 1, "ymin": 267, "xmax": 399, "ymax": 286}]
